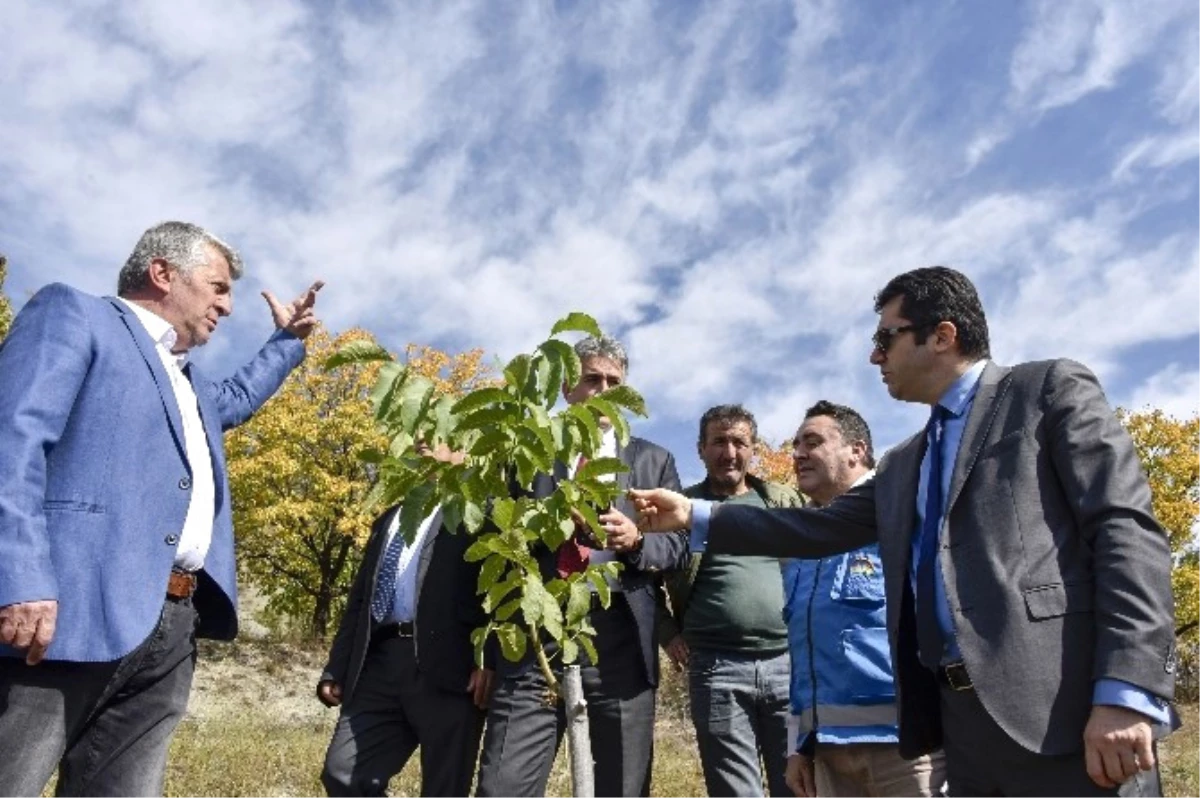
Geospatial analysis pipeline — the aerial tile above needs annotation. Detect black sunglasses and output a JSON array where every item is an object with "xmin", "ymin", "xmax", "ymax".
[{"xmin": 872, "ymin": 324, "xmax": 923, "ymax": 353}]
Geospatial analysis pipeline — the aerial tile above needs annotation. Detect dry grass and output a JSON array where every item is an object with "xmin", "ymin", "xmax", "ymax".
[
  {"xmin": 1160, "ymin": 702, "xmax": 1198, "ymax": 798},
  {"xmin": 43, "ymin": 638, "xmax": 1193, "ymax": 797}
]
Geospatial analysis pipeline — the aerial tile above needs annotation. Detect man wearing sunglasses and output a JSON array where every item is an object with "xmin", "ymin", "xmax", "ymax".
[{"xmin": 632, "ymin": 267, "xmax": 1175, "ymax": 796}]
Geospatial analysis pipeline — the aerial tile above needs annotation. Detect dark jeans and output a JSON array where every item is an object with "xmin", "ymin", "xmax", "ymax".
[
  {"xmin": 0, "ymin": 598, "xmax": 197, "ymax": 797},
  {"xmin": 321, "ymin": 636, "xmax": 484, "ymax": 797},
  {"xmin": 687, "ymin": 647, "xmax": 791, "ymax": 797}
]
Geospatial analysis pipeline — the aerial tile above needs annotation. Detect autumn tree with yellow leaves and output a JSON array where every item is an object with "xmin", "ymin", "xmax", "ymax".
[
  {"xmin": 1118, "ymin": 408, "xmax": 1199, "ymax": 695},
  {"xmin": 0, "ymin": 255, "xmax": 13, "ymax": 343},
  {"xmin": 226, "ymin": 328, "xmax": 495, "ymax": 638},
  {"xmin": 752, "ymin": 439, "xmax": 795, "ymax": 489}
]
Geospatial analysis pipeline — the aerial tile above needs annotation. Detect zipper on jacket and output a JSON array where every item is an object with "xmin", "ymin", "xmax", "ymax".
[{"xmin": 805, "ymin": 557, "xmax": 823, "ymax": 740}]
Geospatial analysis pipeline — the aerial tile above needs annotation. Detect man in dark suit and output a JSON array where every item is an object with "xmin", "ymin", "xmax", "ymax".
[
  {"xmin": 0, "ymin": 221, "xmax": 322, "ymax": 795},
  {"xmin": 317, "ymin": 444, "xmax": 492, "ymax": 797},
  {"xmin": 476, "ymin": 335, "xmax": 689, "ymax": 797},
  {"xmin": 633, "ymin": 267, "xmax": 1176, "ymax": 796}
]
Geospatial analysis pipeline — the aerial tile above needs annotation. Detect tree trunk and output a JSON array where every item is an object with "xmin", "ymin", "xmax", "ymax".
[
  {"xmin": 311, "ymin": 581, "xmax": 332, "ymax": 640},
  {"xmin": 563, "ymin": 664, "xmax": 594, "ymax": 797}
]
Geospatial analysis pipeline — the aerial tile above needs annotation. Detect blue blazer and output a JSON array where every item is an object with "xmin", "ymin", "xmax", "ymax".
[{"xmin": 0, "ymin": 283, "xmax": 304, "ymax": 662}]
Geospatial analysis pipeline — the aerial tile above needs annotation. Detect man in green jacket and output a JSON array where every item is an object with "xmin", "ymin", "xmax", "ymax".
[{"xmin": 658, "ymin": 404, "xmax": 801, "ymax": 796}]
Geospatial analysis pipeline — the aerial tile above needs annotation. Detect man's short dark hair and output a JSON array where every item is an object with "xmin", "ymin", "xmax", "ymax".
[
  {"xmin": 697, "ymin": 404, "xmax": 757, "ymax": 447},
  {"xmin": 874, "ymin": 266, "xmax": 991, "ymax": 360},
  {"xmin": 805, "ymin": 400, "xmax": 875, "ymax": 468}
]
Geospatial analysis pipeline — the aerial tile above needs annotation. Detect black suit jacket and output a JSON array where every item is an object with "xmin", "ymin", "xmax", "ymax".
[
  {"xmin": 705, "ymin": 360, "xmax": 1175, "ymax": 758},
  {"xmin": 497, "ymin": 435, "xmax": 688, "ymax": 688},
  {"xmin": 320, "ymin": 506, "xmax": 486, "ymax": 702}
]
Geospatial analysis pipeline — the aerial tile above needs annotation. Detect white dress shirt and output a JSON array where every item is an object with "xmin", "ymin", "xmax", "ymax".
[
  {"xmin": 119, "ymin": 299, "xmax": 215, "ymax": 571},
  {"xmin": 380, "ymin": 508, "xmax": 443, "ymax": 624}
]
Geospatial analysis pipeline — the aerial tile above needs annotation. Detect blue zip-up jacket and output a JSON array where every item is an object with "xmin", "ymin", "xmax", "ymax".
[{"xmin": 783, "ymin": 529, "xmax": 900, "ymax": 751}]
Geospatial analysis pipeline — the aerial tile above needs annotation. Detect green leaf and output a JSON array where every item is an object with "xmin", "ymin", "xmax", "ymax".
[
  {"xmin": 577, "ymin": 456, "xmax": 628, "ymax": 482},
  {"xmin": 478, "ymin": 554, "xmax": 508, "ymax": 594},
  {"xmin": 452, "ymin": 387, "xmax": 518, "ymax": 416},
  {"xmin": 398, "ymin": 376, "xmax": 436, "ymax": 436},
  {"xmin": 561, "ymin": 638, "xmax": 579, "ymax": 665},
  {"xmin": 457, "ymin": 405, "xmax": 519, "ymax": 434},
  {"xmin": 522, "ymin": 417, "xmax": 556, "ymax": 468},
  {"xmin": 492, "ymin": 498, "xmax": 516, "ymax": 534},
  {"xmin": 586, "ymin": 568, "xmax": 612, "ymax": 608},
  {"xmin": 370, "ymin": 361, "xmax": 405, "ymax": 420},
  {"xmin": 463, "ymin": 500, "xmax": 486, "ymax": 534},
  {"xmin": 494, "ymin": 595, "xmax": 522, "ymax": 621},
  {"xmin": 513, "ymin": 450, "xmax": 536, "ymax": 492},
  {"xmin": 441, "ymin": 495, "xmax": 464, "ymax": 534},
  {"xmin": 586, "ymin": 396, "xmax": 630, "ymax": 445},
  {"xmin": 464, "ymin": 536, "xmax": 497, "ymax": 562},
  {"xmin": 471, "ymin": 623, "xmax": 494, "ymax": 668},
  {"xmin": 566, "ymin": 403, "xmax": 602, "ymax": 452},
  {"xmin": 520, "ymin": 572, "xmax": 547, "ymax": 627},
  {"xmin": 496, "ymin": 623, "xmax": 527, "ymax": 662},
  {"xmin": 549, "ymin": 312, "xmax": 602, "ymax": 339},
  {"xmin": 484, "ymin": 574, "xmax": 521, "ymax": 614},
  {"xmin": 397, "ymin": 482, "xmax": 436, "ymax": 544},
  {"xmin": 539, "ymin": 339, "xmax": 581, "ymax": 394},
  {"xmin": 516, "ymin": 426, "xmax": 554, "ymax": 474},
  {"xmin": 432, "ymin": 394, "xmax": 455, "ymax": 442},
  {"xmin": 503, "ymin": 354, "xmax": 532, "ymax": 392},
  {"xmin": 469, "ymin": 427, "xmax": 511, "ymax": 458},
  {"xmin": 540, "ymin": 589, "xmax": 564, "ymax": 641},
  {"xmin": 578, "ymin": 634, "xmax": 598, "ymax": 667},
  {"xmin": 356, "ymin": 448, "xmax": 385, "ymax": 464},
  {"xmin": 566, "ymin": 579, "xmax": 591, "ymax": 625},
  {"xmin": 324, "ymin": 339, "xmax": 393, "ymax": 370},
  {"xmin": 600, "ymin": 385, "xmax": 648, "ymax": 418}
]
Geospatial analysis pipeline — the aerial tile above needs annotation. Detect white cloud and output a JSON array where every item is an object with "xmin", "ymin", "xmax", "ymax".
[
  {"xmin": 1124, "ymin": 364, "xmax": 1200, "ymax": 420},
  {"xmin": 0, "ymin": 0, "xmax": 1195, "ymax": 467}
]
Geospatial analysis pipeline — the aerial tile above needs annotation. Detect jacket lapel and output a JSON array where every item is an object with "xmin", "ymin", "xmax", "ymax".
[
  {"xmin": 882, "ymin": 432, "xmax": 924, "ymax": 558},
  {"xmin": 945, "ymin": 362, "xmax": 1012, "ymax": 513},
  {"xmin": 110, "ymin": 298, "xmax": 188, "ymax": 461}
]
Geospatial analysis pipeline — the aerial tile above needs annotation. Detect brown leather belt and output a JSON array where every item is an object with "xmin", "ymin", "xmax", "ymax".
[{"xmin": 167, "ymin": 569, "xmax": 198, "ymax": 601}]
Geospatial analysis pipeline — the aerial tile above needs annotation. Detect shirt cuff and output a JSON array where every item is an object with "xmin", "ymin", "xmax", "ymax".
[
  {"xmin": 786, "ymin": 714, "xmax": 800, "ymax": 756},
  {"xmin": 688, "ymin": 500, "xmax": 712, "ymax": 553},
  {"xmin": 1093, "ymin": 678, "xmax": 1171, "ymax": 725}
]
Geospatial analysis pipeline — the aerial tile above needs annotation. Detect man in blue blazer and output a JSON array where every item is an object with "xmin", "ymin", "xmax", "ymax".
[{"xmin": 0, "ymin": 221, "xmax": 323, "ymax": 796}]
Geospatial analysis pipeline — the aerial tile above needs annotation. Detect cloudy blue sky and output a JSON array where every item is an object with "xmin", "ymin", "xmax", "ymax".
[{"xmin": 2, "ymin": 0, "xmax": 1197, "ymax": 485}]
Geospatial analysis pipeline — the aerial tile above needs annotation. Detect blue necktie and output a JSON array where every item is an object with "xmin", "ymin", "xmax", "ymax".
[
  {"xmin": 371, "ymin": 528, "xmax": 406, "ymax": 622},
  {"xmin": 917, "ymin": 405, "xmax": 948, "ymax": 670}
]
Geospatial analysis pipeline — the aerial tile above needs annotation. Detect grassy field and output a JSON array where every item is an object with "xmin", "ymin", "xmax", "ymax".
[{"xmin": 52, "ymin": 637, "xmax": 1191, "ymax": 796}]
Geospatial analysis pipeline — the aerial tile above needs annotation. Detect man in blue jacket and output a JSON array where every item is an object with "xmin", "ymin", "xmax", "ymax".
[
  {"xmin": 783, "ymin": 401, "xmax": 945, "ymax": 797},
  {"xmin": 0, "ymin": 221, "xmax": 322, "ymax": 796}
]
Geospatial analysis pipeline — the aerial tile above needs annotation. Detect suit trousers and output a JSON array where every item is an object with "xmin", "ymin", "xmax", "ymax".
[
  {"xmin": 321, "ymin": 636, "xmax": 484, "ymax": 797},
  {"xmin": 476, "ymin": 594, "xmax": 656, "ymax": 797},
  {"xmin": 0, "ymin": 598, "xmax": 197, "ymax": 797},
  {"xmin": 940, "ymin": 683, "xmax": 1162, "ymax": 797}
]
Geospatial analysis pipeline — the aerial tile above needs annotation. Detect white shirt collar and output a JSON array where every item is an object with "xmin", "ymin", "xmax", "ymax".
[{"xmin": 118, "ymin": 298, "xmax": 187, "ymax": 368}]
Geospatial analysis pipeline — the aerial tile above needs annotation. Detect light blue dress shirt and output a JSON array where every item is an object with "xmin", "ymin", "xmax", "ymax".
[
  {"xmin": 379, "ymin": 509, "xmax": 441, "ymax": 625},
  {"xmin": 688, "ymin": 362, "xmax": 1169, "ymax": 723}
]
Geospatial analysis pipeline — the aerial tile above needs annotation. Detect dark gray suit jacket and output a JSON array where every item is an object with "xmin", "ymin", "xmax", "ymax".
[
  {"xmin": 706, "ymin": 359, "xmax": 1175, "ymax": 758},
  {"xmin": 497, "ymin": 435, "xmax": 688, "ymax": 688},
  {"xmin": 320, "ymin": 507, "xmax": 486, "ymax": 703}
]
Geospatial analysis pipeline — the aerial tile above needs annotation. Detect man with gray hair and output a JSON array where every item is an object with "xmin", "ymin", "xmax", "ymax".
[
  {"xmin": 0, "ymin": 220, "xmax": 324, "ymax": 795},
  {"xmin": 477, "ymin": 335, "xmax": 689, "ymax": 797}
]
